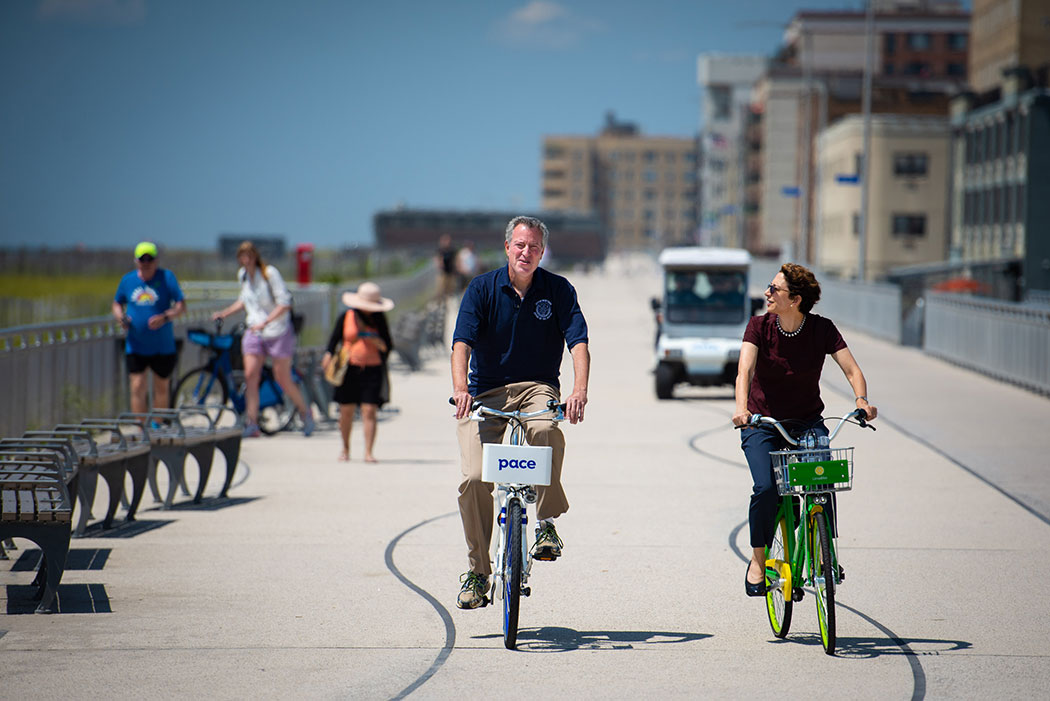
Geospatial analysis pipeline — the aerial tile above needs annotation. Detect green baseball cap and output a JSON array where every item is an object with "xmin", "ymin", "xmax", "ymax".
[{"xmin": 134, "ymin": 241, "xmax": 158, "ymax": 259}]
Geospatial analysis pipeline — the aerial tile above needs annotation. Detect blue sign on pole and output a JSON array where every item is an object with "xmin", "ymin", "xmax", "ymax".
[
  {"xmin": 781, "ymin": 186, "xmax": 801, "ymax": 198},
  {"xmin": 835, "ymin": 174, "xmax": 860, "ymax": 185}
]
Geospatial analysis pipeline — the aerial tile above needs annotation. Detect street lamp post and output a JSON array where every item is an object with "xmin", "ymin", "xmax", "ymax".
[{"xmin": 857, "ymin": 0, "xmax": 875, "ymax": 281}]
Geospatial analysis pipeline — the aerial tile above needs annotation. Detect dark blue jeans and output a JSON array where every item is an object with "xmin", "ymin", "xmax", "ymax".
[{"xmin": 741, "ymin": 417, "xmax": 829, "ymax": 548}]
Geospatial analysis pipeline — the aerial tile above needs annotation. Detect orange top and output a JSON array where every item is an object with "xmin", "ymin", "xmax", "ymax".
[{"xmin": 343, "ymin": 310, "xmax": 382, "ymax": 367}]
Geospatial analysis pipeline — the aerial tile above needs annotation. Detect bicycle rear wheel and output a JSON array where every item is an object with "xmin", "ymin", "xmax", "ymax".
[
  {"xmin": 503, "ymin": 499, "xmax": 522, "ymax": 650},
  {"xmin": 813, "ymin": 510, "xmax": 836, "ymax": 655},
  {"xmin": 765, "ymin": 511, "xmax": 793, "ymax": 638},
  {"xmin": 172, "ymin": 366, "xmax": 228, "ymax": 408},
  {"xmin": 258, "ymin": 373, "xmax": 299, "ymax": 435}
]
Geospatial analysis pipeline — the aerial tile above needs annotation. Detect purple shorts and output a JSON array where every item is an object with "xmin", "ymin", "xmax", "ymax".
[{"xmin": 242, "ymin": 327, "xmax": 296, "ymax": 359}]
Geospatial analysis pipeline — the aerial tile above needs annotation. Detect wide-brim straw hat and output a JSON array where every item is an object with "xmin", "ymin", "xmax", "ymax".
[{"xmin": 342, "ymin": 281, "xmax": 395, "ymax": 312}]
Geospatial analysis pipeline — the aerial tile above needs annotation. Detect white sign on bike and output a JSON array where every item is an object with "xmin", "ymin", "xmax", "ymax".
[{"xmin": 482, "ymin": 444, "xmax": 552, "ymax": 486}]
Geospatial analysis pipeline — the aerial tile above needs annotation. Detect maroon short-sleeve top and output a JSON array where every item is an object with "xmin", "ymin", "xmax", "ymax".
[{"xmin": 742, "ymin": 313, "xmax": 847, "ymax": 421}]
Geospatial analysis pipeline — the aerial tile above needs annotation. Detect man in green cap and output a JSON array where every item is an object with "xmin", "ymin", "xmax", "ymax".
[{"xmin": 112, "ymin": 242, "xmax": 186, "ymax": 413}]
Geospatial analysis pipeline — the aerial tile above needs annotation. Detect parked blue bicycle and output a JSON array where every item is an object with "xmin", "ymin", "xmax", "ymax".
[{"xmin": 172, "ymin": 319, "xmax": 304, "ymax": 435}]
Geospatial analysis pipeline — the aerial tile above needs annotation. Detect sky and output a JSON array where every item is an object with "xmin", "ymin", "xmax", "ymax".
[{"xmin": 0, "ymin": 0, "xmax": 868, "ymax": 250}]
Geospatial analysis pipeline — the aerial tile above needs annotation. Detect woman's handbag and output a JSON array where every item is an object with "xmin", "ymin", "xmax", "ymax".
[{"xmin": 324, "ymin": 346, "xmax": 350, "ymax": 386}]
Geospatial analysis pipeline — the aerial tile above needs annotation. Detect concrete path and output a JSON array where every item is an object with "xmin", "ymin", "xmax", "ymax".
[{"xmin": 2, "ymin": 258, "xmax": 1048, "ymax": 699}]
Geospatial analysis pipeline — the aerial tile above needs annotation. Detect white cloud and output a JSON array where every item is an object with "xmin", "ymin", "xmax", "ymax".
[
  {"xmin": 37, "ymin": 0, "xmax": 146, "ymax": 25},
  {"xmin": 491, "ymin": 1, "xmax": 605, "ymax": 50}
]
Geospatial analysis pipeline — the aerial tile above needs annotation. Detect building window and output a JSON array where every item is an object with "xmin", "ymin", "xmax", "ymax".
[
  {"xmin": 893, "ymin": 152, "xmax": 928, "ymax": 176},
  {"xmin": 852, "ymin": 212, "xmax": 860, "ymax": 236},
  {"xmin": 1016, "ymin": 183, "xmax": 1026, "ymax": 222},
  {"xmin": 963, "ymin": 191, "xmax": 973, "ymax": 225},
  {"xmin": 892, "ymin": 214, "xmax": 926, "ymax": 237},
  {"xmin": 644, "ymin": 169, "xmax": 658, "ymax": 182},
  {"xmin": 907, "ymin": 33, "xmax": 932, "ymax": 50},
  {"xmin": 904, "ymin": 61, "xmax": 930, "ymax": 76},
  {"xmin": 1018, "ymin": 112, "xmax": 1028, "ymax": 151},
  {"xmin": 947, "ymin": 62, "xmax": 966, "ymax": 77},
  {"xmin": 947, "ymin": 33, "xmax": 967, "ymax": 51},
  {"xmin": 884, "ymin": 33, "xmax": 896, "ymax": 55},
  {"xmin": 708, "ymin": 85, "xmax": 732, "ymax": 120},
  {"xmin": 545, "ymin": 145, "xmax": 565, "ymax": 159},
  {"xmin": 884, "ymin": 63, "xmax": 895, "ymax": 75}
]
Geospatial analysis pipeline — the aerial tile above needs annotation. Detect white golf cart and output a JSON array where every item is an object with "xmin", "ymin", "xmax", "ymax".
[{"xmin": 651, "ymin": 247, "xmax": 758, "ymax": 399}]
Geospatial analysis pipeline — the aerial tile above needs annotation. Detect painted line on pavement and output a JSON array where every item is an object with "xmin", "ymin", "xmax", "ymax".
[{"xmin": 384, "ymin": 511, "xmax": 458, "ymax": 700}]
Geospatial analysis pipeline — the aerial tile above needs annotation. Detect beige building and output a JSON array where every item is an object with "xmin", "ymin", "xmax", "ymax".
[
  {"xmin": 542, "ymin": 115, "xmax": 698, "ymax": 251},
  {"xmin": 817, "ymin": 115, "xmax": 950, "ymax": 279},
  {"xmin": 969, "ymin": 0, "xmax": 1050, "ymax": 95}
]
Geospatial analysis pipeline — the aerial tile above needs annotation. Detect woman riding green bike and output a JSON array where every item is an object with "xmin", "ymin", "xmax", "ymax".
[{"xmin": 731, "ymin": 263, "xmax": 877, "ymax": 597}]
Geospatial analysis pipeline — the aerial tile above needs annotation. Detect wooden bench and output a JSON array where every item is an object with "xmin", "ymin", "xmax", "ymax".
[
  {"xmin": 20, "ymin": 421, "xmax": 150, "ymax": 536},
  {"xmin": 119, "ymin": 406, "xmax": 242, "ymax": 508},
  {"xmin": 0, "ymin": 451, "xmax": 74, "ymax": 613}
]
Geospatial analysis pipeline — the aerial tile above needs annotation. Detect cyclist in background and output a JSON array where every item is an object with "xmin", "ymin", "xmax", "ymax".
[
  {"xmin": 732, "ymin": 263, "xmax": 877, "ymax": 597},
  {"xmin": 212, "ymin": 240, "xmax": 314, "ymax": 438},
  {"xmin": 450, "ymin": 215, "xmax": 589, "ymax": 610}
]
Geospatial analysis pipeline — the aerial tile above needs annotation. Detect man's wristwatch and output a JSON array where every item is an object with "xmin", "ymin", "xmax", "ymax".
[{"xmin": 855, "ymin": 395, "xmax": 868, "ymax": 403}]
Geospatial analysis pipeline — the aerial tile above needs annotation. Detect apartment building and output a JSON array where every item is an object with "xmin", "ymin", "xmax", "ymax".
[
  {"xmin": 697, "ymin": 54, "xmax": 766, "ymax": 248},
  {"xmin": 541, "ymin": 114, "xmax": 698, "ymax": 251},
  {"xmin": 818, "ymin": 115, "xmax": 950, "ymax": 279},
  {"xmin": 747, "ymin": 2, "xmax": 968, "ymax": 262},
  {"xmin": 949, "ymin": 0, "xmax": 1050, "ymax": 292}
]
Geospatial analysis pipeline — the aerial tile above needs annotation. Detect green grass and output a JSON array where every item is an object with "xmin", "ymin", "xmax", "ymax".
[{"xmin": 0, "ymin": 273, "xmax": 118, "ymax": 300}]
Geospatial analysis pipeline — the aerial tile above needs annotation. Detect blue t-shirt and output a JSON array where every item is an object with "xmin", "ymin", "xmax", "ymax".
[
  {"xmin": 452, "ymin": 266, "xmax": 588, "ymax": 396},
  {"xmin": 114, "ymin": 268, "xmax": 184, "ymax": 355}
]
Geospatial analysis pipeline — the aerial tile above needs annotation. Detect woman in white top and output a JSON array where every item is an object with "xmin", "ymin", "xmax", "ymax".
[{"xmin": 213, "ymin": 240, "xmax": 314, "ymax": 437}]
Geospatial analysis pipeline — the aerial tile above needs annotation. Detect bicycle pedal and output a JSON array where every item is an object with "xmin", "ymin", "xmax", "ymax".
[
  {"xmin": 837, "ymin": 565, "xmax": 845, "ymax": 582},
  {"xmin": 522, "ymin": 587, "xmax": 531, "ymax": 597},
  {"xmin": 792, "ymin": 588, "xmax": 805, "ymax": 602},
  {"xmin": 533, "ymin": 552, "xmax": 559, "ymax": 562}
]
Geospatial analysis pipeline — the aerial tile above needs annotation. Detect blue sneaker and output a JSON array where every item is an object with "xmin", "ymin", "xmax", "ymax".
[
  {"xmin": 302, "ymin": 413, "xmax": 315, "ymax": 437},
  {"xmin": 243, "ymin": 423, "xmax": 261, "ymax": 438}
]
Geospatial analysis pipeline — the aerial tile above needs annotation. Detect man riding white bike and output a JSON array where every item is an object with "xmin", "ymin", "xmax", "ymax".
[{"xmin": 450, "ymin": 215, "xmax": 590, "ymax": 609}]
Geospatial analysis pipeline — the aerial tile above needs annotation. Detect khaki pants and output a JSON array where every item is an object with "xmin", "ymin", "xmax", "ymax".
[{"xmin": 456, "ymin": 381, "xmax": 569, "ymax": 576}]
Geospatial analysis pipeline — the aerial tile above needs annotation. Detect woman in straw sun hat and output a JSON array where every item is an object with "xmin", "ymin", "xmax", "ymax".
[{"xmin": 322, "ymin": 281, "xmax": 395, "ymax": 462}]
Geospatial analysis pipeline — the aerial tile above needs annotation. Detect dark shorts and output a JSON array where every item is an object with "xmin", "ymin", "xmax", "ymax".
[
  {"xmin": 126, "ymin": 352, "xmax": 178, "ymax": 378},
  {"xmin": 333, "ymin": 364, "xmax": 384, "ymax": 406}
]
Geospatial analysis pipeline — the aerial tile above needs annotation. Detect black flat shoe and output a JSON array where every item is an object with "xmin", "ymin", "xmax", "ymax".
[{"xmin": 745, "ymin": 563, "xmax": 767, "ymax": 597}]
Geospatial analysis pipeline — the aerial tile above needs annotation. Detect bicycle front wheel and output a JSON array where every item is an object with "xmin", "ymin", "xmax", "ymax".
[
  {"xmin": 766, "ymin": 512, "xmax": 793, "ymax": 638},
  {"xmin": 813, "ymin": 510, "xmax": 836, "ymax": 655},
  {"xmin": 172, "ymin": 366, "xmax": 228, "ymax": 408},
  {"xmin": 503, "ymin": 499, "xmax": 522, "ymax": 650}
]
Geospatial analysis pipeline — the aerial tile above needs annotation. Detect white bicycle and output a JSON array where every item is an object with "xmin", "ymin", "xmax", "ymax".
[{"xmin": 454, "ymin": 397, "xmax": 566, "ymax": 650}]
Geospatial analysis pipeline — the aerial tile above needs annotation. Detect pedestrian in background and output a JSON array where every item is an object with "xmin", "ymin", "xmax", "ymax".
[
  {"xmin": 112, "ymin": 241, "xmax": 186, "ymax": 414},
  {"xmin": 321, "ymin": 282, "xmax": 394, "ymax": 463},
  {"xmin": 435, "ymin": 233, "xmax": 457, "ymax": 298},
  {"xmin": 455, "ymin": 240, "xmax": 479, "ymax": 292},
  {"xmin": 212, "ymin": 240, "xmax": 314, "ymax": 438}
]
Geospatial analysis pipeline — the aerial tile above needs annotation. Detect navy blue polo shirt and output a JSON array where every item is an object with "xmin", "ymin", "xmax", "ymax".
[{"xmin": 453, "ymin": 265, "xmax": 588, "ymax": 396}]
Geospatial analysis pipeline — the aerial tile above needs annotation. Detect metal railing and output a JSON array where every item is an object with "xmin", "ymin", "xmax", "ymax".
[
  {"xmin": 816, "ymin": 278, "xmax": 903, "ymax": 344},
  {"xmin": 0, "ymin": 267, "xmax": 441, "ymax": 437},
  {"xmin": 924, "ymin": 292, "xmax": 1050, "ymax": 396}
]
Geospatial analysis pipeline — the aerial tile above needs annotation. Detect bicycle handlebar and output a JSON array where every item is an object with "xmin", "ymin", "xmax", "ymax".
[
  {"xmin": 447, "ymin": 397, "xmax": 567, "ymax": 422},
  {"xmin": 740, "ymin": 408, "xmax": 874, "ymax": 447}
]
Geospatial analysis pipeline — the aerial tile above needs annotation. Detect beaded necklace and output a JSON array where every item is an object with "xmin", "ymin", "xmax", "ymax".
[{"xmin": 776, "ymin": 313, "xmax": 806, "ymax": 337}]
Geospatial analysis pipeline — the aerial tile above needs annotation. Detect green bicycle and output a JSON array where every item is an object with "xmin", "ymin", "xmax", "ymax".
[{"xmin": 747, "ymin": 409, "xmax": 874, "ymax": 655}]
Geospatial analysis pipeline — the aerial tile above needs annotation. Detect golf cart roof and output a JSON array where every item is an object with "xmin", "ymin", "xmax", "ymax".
[{"xmin": 658, "ymin": 247, "xmax": 751, "ymax": 269}]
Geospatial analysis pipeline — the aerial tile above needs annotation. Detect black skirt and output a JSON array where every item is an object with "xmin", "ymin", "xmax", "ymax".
[{"xmin": 333, "ymin": 364, "xmax": 384, "ymax": 406}]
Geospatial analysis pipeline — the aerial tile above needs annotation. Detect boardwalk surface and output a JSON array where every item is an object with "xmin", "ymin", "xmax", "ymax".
[{"xmin": 2, "ymin": 258, "xmax": 1049, "ymax": 699}]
